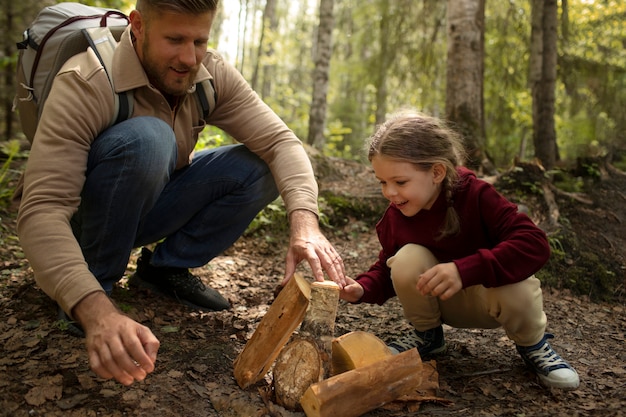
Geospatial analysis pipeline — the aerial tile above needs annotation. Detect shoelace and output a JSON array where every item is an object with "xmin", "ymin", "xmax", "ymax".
[
  {"xmin": 390, "ymin": 331, "xmax": 428, "ymax": 350},
  {"xmin": 523, "ymin": 343, "xmax": 571, "ymax": 373}
]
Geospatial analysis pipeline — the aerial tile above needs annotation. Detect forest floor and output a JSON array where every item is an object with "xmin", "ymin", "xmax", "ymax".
[{"xmin": 0, "ymin": 156, "xmax": 625, "ymax": 417}]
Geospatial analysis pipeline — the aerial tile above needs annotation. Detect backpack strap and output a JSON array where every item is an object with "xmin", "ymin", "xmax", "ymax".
[
  {"xmin": 82, "ymin": 27, "xmax": 133, "ymax": 125},
  {"xmin": 85, "ymin": 27, "xmax": 214, "ymax": 124},
  {"xmin": 195, "ymin": 78, "xmax": 216, "ymax": 120}
]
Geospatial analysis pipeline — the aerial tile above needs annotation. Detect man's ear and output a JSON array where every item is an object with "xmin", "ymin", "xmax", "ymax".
[
  {"xmin": 432, "ymin": 163, "xmax": 447, "ymax": 184},
  {"xmin": 129, "ymin": 10, "xmax": 144, "ymax": 39}
]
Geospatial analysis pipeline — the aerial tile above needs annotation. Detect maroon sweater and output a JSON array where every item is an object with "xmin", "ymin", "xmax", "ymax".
[{"xmin": 356, "ymin": 167, "xmax": 550, "ymax": 305}]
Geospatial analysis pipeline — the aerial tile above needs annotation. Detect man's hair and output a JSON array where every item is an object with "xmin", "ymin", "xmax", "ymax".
[{"xmin": 136, "ymin": 0, "xmax": 219, "ymax": 15}]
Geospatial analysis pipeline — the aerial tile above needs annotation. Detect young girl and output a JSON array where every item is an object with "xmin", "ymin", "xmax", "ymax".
[{"xmin": 340, "ymin": 111, "xmax": 579, "ymax": 389}]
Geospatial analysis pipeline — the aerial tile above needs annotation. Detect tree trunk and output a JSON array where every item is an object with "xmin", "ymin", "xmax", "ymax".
[
  {"xmin": 530, "ymin": 0, "xmax": 559, "ymax": 170},
  {"xmin": 445, "ymin": 0, "xmax": 487, "ymax": 171},
  {"xmin": 307, "ymin": 0, "xmax": 335, "ymax": 149},
  {"xmin": 250, "ymin": 0, "xmax": 277, "ymax": 97}
]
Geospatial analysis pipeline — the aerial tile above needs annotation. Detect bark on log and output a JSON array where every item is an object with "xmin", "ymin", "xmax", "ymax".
[
  {"xmin": 233, "ymin": 273, "xmax": 311, "ymax": 389},
  {"xmin": 300, "ymin": 348, "xmax": 423, "ymax": 417},
  {"xmin": 273, "ymin": 281, "xmax": 340, "ymax": 410}
]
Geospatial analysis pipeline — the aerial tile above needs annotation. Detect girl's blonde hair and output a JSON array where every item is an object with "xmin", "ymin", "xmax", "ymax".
[{"xmin": 367, "ymin": 111, "xmax": 467, "ymax": 239}]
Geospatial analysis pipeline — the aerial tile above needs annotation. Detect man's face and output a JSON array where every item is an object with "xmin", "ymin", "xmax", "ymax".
[{"xmin": 130, "ymin": 9, "xmax": 214, "ymax": 97}]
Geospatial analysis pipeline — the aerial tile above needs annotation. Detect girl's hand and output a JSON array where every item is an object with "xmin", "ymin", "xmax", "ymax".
[
  {"xmin": 339, "ymin": 276, "xmax": 364, "ymax": 303},
  {"xmin": 416, "ymin": 262, "xmax": 462, "ymax": 301}
]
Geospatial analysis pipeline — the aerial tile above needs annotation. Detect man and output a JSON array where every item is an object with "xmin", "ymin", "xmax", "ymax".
[{"xmin": 16, "ymin": 0, "xmax": 346, "ymax": 386}]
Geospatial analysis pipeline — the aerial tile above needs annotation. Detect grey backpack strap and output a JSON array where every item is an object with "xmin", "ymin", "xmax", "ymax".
[
  {"xmin": 195, "ymin": 78, "xmax": 216, "ymax": 120},
  {"xmin": 82, "ymin": 27, "xmax": 133, "ymax": 125}
]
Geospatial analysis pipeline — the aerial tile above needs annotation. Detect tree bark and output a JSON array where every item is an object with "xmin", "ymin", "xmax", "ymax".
[
  {"xmin": 445, "ymin": 0, "xmax": 487, "ymax": 171},
  {"xmin": 530, "ymin": 0, "xmax": 559, "ymax": 170},
  {"xmin": 250, "ymin": 0, "xmax": 277, "ymax": 97},
  {"xmin": 307, "ymin": 0, "xmax": 335, "ymax": 149}
]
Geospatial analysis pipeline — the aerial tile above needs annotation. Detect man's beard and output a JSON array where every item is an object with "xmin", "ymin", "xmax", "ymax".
[{"xmin": 142, "ymin": 43, "xmax": 197, "ymax": 97}]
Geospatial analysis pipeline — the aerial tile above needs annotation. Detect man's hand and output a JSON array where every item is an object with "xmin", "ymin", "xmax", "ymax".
[
  {"xmin": 282, "ymin": 209, "xmax": 346, "ymax": 287},
  {"xmin": 72, "ymin": 292, "xmax": 160, "ymax": 386},
  {"xmin": 416, "ymin": 262, "xmax": 462, "ymax": 301}
]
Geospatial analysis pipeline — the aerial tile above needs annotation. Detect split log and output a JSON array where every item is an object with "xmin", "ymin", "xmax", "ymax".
[
  {"xmin": 331, "ymin": 331, "xmax": 392, "ymax": 375},
  {"xmin": 272, "ymin": 337, "xmax": 322, "ymax": 410},
  {"xmin": 233, "ymin": 273, "xmax": 311, "ymax": 389},
  {"xmin": 300, "ymin": 348, "xmax": 423, "ymax": 417},
  {"xmin": 273, "ymin": 281, "xmax": 340, "ymax": 410}
]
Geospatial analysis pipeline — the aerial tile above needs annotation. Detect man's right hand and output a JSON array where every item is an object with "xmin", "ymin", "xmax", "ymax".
[{"xmin": 72, "ymin": 292, "xmax": 160, "ymax": 386}]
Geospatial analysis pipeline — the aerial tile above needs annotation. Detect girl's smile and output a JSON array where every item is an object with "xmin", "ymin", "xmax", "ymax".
[{"xmin": 371, "ymin": 155, "xmax": 445, "ymax": 217}]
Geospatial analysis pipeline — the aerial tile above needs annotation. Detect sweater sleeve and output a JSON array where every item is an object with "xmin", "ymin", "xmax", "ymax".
[
  {"xmin": 203, "ymin": 51, "xmax": 319, "ymax": 217},
  {"xmin": 17, "ymin": 50, "xmax": 115, "ymax": 315},
  {"xmin": 453, "ymin": 181, "xmax": 551, "ymax": 288}
]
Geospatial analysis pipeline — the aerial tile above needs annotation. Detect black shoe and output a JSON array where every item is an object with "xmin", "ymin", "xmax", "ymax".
[
  {"xmin": 387, "ymin": 325, "xmax": 447, "ymax": 357},
  {"xmin": 56, "ymin": 306, "xmax": 85, "ymax": 338},
  {"xmin": 129, "ymin": 248, "xmax": 230, "ymax": 311}
]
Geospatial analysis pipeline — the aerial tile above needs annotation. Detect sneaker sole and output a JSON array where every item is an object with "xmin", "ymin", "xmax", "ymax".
[{"xmin": 388, "ymin": 343, "xmax": 447, "ymax": 357}]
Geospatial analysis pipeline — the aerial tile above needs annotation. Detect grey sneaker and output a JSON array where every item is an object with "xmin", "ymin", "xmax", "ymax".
[
  {"xmin": 388, "ymin": 325, "xmax": 447, "ymax": 356},
  {"xmin": 129, "ymin": 248, "xmax": 230, "ymax": 311},
  {"xmin": 516, "ymin": 333, "xmax": 580, "ymax": 389}
]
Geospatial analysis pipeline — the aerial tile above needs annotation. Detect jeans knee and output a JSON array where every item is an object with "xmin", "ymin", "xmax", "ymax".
[{"xmin": 90, "ymin": 116, "xmax": 177, "ymax": 184}]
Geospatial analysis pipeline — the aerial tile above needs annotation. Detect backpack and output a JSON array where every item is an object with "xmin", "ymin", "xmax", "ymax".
[{"xmin": 13, "ymin": 2, "xmax": 216, "ymax": 144}]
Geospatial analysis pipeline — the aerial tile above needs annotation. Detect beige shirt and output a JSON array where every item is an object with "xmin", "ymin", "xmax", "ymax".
[{"xmin": 17, "ymin": 27, "xmax": 318, "ymax": 315}]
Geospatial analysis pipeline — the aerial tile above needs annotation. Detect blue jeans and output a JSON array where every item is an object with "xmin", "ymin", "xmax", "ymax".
[{"xmin": 71, "ymin": 116, "xmax": 278, "ymax": 292}]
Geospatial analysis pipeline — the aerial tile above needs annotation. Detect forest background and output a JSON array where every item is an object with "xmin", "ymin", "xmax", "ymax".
[
  {"xmin": 0, "ymin": 1, "xmax": 625, "ymax": 415},
  {"xmin": 0, "ymin": 0, "xmax": 625, "ymax": 297}
]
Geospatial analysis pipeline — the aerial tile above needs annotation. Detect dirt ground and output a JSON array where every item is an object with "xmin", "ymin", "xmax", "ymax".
[{"xmin": 1, "ymin": 157, "xmax": 625, "ymax": 417}]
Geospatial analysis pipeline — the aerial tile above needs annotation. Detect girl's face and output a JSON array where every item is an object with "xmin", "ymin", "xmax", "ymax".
[{"xmin": 371, "ymin": 155, "xmax": 445, "ymax": 217}]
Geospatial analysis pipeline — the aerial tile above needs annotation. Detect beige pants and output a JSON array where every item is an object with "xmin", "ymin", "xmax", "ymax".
[{"xmin": 387, "ymin": 244, "xmax": 547, "ymax": 347}]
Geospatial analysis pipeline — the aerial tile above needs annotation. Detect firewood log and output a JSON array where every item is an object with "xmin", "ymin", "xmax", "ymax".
[
  {"xmin": 233, "ymin": 273, "xmax": 311, "ymax": 389},
  {"xmin": 273, "ymin": 281, "xmax": 340, "ymax": 410},
  {"xmin": 331, "ymin": 330, "xmax": 393, "ymax": 375},
  {"xmin": 300, "ymin": 348, "xmax": 423, "ymax": 417}
]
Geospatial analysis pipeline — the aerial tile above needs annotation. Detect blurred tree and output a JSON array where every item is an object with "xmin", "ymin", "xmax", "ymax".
[
  {"xmin": 251, "ymin": 0, "xmax": 278, "ymax": 98},
  {"xmin": 445, "ymin": 0, "xmax": 487, "ymax": 172},
  {"xmin": 307, "ymin": 0, "xmax": 334, "ymax": 149},
  {"xmin": 530, "ymin": 0, "xmax": 558, "ymax": 170}
]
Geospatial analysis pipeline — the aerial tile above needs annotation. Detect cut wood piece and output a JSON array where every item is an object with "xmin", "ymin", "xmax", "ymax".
[
  {"xmin": 300, "ymin": 348, "xmax": 423, "ymax": 417},
  {"xmin": 273, "ymin": 281, "xmax": 340, "ymax": 410},
  {"xmin": 233, "ymin": 273, "xmax": 311, "ymax": 389},
  {"xmin": 273, "ymin": 337, "xmax": 322, "ymax": 410},
  {"xmin": 331, "ymin": 331, "xmax": 393, "ymax": 375},
  {"xmin": 299, "ymin": 281, "xmax": 341, "ymax": 360}
]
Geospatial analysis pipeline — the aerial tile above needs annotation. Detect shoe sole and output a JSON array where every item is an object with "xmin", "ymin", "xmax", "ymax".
[{"xmin": 388, "ymin": 343, "xmax": 447, "ymax": 357}]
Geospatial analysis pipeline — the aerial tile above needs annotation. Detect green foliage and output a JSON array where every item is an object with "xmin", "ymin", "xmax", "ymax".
[
  {"xmin": 244, "ymin": 198, "xmax": 289, "ymax": 239},
  {"xmin": 323, "ymin": 120, "xmax": 357, "ymax": 160},
  {"xmin": 0, "ymin": 140, "xmax": 22, "ymax": 208},
  {"xmin": 195, "ymin": 126, "xmax": 232, "ymax": 150}
]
